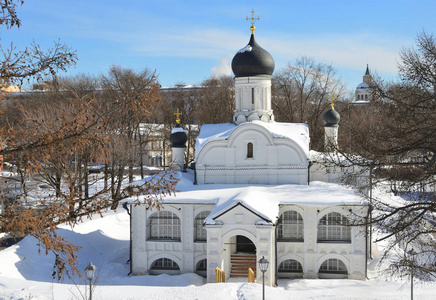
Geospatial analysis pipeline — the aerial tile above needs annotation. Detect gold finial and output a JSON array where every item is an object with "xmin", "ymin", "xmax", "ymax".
[
  {"xmin": 246, "ymin": 9, "xmax": 259, "ymax": 34},
  {"xmin": 327, "ymin": 91, "xmax": 338, "ymax": 110},
  {"xmin": 174, "ymin": 108, "xmax": 182, "ymax": 124}
]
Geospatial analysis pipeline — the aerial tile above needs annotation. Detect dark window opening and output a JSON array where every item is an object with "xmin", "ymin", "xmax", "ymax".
[{"xmin": 247, "ymin": 142, "xmax": 253, "ymax": 158}]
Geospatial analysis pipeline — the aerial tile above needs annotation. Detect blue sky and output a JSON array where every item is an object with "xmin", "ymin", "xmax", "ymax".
[{"xmin": 2, "ymin": 0, "xmax": 435, "ymax": 91}]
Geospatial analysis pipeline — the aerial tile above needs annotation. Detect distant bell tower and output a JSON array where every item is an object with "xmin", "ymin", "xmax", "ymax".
[
  {"xmin": 355, "ymin": 64, "xmax": 376, "ymax": 102},
  {"xmin": 231, "ymin": 10, "xmax": 275, "ymax": 125}
]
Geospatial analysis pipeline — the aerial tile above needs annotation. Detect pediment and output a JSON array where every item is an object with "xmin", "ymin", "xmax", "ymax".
[{"xmin": 211, "ymin": 201, "xmax": 273, "ymax": 225}]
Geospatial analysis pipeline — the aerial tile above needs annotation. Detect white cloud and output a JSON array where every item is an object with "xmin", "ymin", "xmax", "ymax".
[
  {"xmin": 211, "ymin": 55, "xmax": 233, "ymax": 77},
  {"xmin": 128, "ymin": 29, "xmax": 408, "ymax": 78},
  {"xmin": 262, "ymin": 32, "xmax": 406, "ymax": 76}
]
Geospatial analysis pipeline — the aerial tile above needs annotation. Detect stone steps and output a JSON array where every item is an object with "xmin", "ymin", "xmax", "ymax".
[{"xmin": 230, "ymin": 253, "xmax": 256, "ymax": 278}]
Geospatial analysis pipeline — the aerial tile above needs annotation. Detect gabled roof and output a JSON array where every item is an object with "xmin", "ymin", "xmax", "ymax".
[{"xmin": 210, "ymin": 201, "xmax": 272, "ymax": 224}]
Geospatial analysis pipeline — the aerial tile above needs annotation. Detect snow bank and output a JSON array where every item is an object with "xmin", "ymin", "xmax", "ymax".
[{"xmin": 1, "ymin": 207, "xmax": 436, "ymax": 299}]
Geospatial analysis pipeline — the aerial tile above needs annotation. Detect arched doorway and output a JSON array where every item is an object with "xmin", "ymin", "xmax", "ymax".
[
  {"xmin": 236, "ymin": 235, "xmax": 256, "ymax": 253},
  {"xmin": 223, "ymin": 235, "xmax": 257, "ymax": 278}
]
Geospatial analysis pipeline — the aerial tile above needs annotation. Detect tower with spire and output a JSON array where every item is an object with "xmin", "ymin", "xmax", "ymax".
[{"xmin": 355, "ymin": 64, "xmax": 376, "ymax": 102}]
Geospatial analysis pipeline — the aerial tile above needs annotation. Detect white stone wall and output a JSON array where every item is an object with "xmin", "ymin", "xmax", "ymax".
[
  {"xmin": 277, "ymin": 205, "xmax": 367, "ymax": 280},
  {"xmin": 131, "ymin": 202, "xmax": 367, "ymax": 283},
  {"xmin": 310, "ymin": 161, "xmax": 370, "ymax": 192},
  {"xmin": 196, "ymin": 123, "xmax": 309, "ymax": 185},
  {"xmin": 234, "ymin": 76, "xmax": 273, "ymax": 124},
  {"xmin": 131, "ymin": 204, "xmax": 213, "ymax": 276}
]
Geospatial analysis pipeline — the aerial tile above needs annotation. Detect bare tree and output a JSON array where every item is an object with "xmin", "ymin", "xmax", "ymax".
[
  {"xmin": 336, "ymin": 32, "xmax": 436, "ymax": 279},
  {"xmin": 0, "ymin": 2, "xmax": 177, "ymax": 279},
  {"xmin": 100, "ymin": 66, "xmax": 161, "ymax": 192},
  {"xmin": 272, "ymin": 56, "xmax": 346, "ymax": 150},
  {"xmin": 0, "ymin": 1, "xmax": 77, "ymax": 87},
  {"xmin": 196, "ymin": 75, "xmax": 235, "ymax": 125}
]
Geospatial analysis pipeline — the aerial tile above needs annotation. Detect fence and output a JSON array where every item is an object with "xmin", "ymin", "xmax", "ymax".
[
  {"xmin": 216, "ymin": 267, "xmax": 226, "ymax": 283},
  {"xmin": 248, "ymin": 268, "xmax": 255, "ymax": 283}
]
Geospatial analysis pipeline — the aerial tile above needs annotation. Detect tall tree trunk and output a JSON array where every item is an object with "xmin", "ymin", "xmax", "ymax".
[
  {"xmin": 55, "ymin": 172, "xmax": 61, "ymax": 198},
  {"xmin": 84, "ymin": 160, "xmax": 89, "ymax": 199}
]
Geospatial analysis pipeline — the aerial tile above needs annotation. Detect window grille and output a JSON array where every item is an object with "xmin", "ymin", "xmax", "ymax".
[
  {"xmin": 278, "ymin": 259, "xmax": 303, "ymax": 273},
  {"xmin": 278, "ymin": 210, "xmax": 304, "ymax": 241},
  {"xmin": 151, "ymin": 258, "xmax": 180, "ymax": 270},
  {"xmin": 317, "ymin": 212, "xmax": 351, "ymax": 242},
  {"xmin": 149, "ymin": 211, "xmax": 181, "ymax": 240},
  {"xmin": 194, "ymin": 211, "xmax": 211, "ymax": 242},
  {"xmin": 319, "ymin": 259, "xmax": 347, "ymax": 274}
]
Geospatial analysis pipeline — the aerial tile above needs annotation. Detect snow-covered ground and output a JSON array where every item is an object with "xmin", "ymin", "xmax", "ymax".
[{"xmin": 1, "ymin": 209, "xmax": 436, "ymax": 299}]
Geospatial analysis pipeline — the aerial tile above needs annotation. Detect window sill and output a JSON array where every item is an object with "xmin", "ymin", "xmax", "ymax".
[
  {"xmin": 277, "ymin": 239, "xmax": 304, "ymax": 243},
  {"xmin": 147, "ymin": 238, "xmax": 181, "ymax": 242},
  {"xmin": 278, "ymin": 271, "xmax": 303, "ymax": 274},
  {"xmin": 319, "ymin": 271, "xmax": 348, "ymax": 275},
  {"xmin": 194, "ymin": 240, "xmax": 207, "ymax": 243},
  {"xmin": 317, "ymin": 240, "xmax": 351, "ymax": 244}
]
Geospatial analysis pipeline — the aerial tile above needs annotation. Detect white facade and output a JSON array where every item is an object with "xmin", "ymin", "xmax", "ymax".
[
  {"xmin": 233, "ymin": 76, "xmax": 274, "ymax": 124},
  {"xmin": 131, "ymin": 202, "xmax": 213, "ymax": 277},
  {"xmin": 130, "ymin": 175, "xmax": 369, "ymax": 285},
  {"xmin": 129, "ymin": 28, "xmax": 369, "ymax": 286},
  {"xmin": 195, "ymin": 121, "xmax": 309, "ymax": 185}
]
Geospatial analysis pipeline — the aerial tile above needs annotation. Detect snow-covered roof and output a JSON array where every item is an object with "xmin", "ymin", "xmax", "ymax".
[
  {"xmin": 133, "ymin": 171, "xmax": 366, "ymax": 225},
  {"xmin": 357, "ymin": 82, "xmax": 370, "ymax": 89},
  {"xmin": 171, "ymin": 126, "xmax": 185, "ymax": 134},
  {"xmin": 195, "ymin": 121, "xmax": 310, "ymax": 160},
  {"xmin": 310, "ymin": 150, "xmax": 370, "ymax": 165}
]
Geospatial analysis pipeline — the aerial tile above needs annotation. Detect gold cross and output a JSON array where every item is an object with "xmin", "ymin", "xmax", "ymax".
[
  {"xmin": 174, "ymin": 108, "xmax": 182, "ymax": 124},
  {"xmin": 246, "ymin": 9, "xmax": 259, "ymax": 34},
  {"xmin": 327, "ymin": 91, "xmax": 338, "ymax": 110}
]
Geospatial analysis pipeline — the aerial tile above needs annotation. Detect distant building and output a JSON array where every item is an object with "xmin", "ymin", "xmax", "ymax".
[{"xmin": 355, "ymin": 65, "xmax": 376, "ymax": 103}]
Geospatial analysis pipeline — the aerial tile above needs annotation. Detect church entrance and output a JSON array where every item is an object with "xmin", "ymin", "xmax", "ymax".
[
  {"xmin": 227, "ymin": 235, "xmax": 257, "ymax": 278},
  {"xmin": 221, "ymin": 234, "xmax": 257, "ymax": 278},
  {"xmin": 236, "ymin": 235, "xmax": 256, "ymax": 253}
]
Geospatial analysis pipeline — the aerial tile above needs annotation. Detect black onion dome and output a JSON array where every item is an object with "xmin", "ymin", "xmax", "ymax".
[
  {"xmin": 323, "ymin": 109, "xmax": 340, "ymax": 127},
  {"xmin": 170, "ymin": 124, "xmax": 187, "ymax": 148},
  {"xmin": 231, "ymin": 34, "xmax": 275, "ymax": 77}
]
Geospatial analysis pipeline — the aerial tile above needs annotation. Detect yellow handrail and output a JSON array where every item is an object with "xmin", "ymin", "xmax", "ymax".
[
  {"xmin": 216, "ymin": 267, "xmax": 226, "ymax": 283},
  {"xmin": 248, "ymin": 267, "xmax": 255, "ymax": 283}
]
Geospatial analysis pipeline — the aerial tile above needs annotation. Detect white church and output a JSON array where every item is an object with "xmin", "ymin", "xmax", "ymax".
[{"xmin": 128, "ymin": 23, "xmax": 369, "ymax": 286}]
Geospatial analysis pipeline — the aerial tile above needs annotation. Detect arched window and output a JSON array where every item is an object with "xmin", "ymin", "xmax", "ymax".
[
  {"xmin": 317, "ymin": 212, "xmax": 351, "ymax": 242},
  {"xmin": 151, "ymin": 258, "xmax": 180, "ymax": 270},
  {"xmin": 150, "ymin": 258, "xmax": 181, "ymax": 275},
  {"xmin": 278, "ymin": 210, "xmax": 304, "ymax": 241},
  {"xmin": 278, "ymin": 259, "xmax": 303, "ymax": 274},
  {"xmin": 247, "ymin": 142, "xmax": 253, "ymax": 158},
  {"xmin": 365, "ymin": 94, "xmax": 368, "ymax": 100},
  {"xmin": 149, "ymin": 211, "xmax": 181, "ymax": 241},
  {"xmin": 194, "ymin": 211, "xmax": 211, "ymax": 242},
  {"xmin": 319, "ymin": 258, "xmax": 347, "ymax": 275},
  {"xmin": 195, "ymin": 259, "xmax": 207, "ymax": 277}
]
